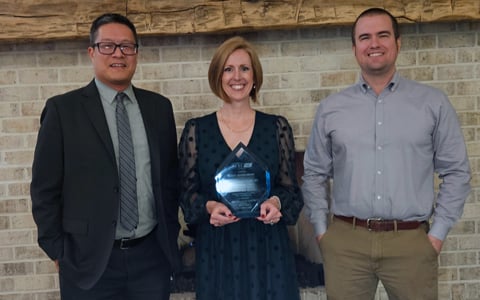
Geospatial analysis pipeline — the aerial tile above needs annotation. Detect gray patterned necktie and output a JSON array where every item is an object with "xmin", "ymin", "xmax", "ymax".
[{"xmin": 115, "ymin": 92, "xmax": 138, "ymax": 231}]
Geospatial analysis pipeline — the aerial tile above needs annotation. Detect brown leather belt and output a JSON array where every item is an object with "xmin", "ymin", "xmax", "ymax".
[{"xmin": 334, "ymin": 215, "xmax": 425, "ymax": 232}]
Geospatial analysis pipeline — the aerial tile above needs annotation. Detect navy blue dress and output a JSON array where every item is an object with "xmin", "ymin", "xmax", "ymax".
[{"xmin": 178, "ymin": 111, "xmax": 303, "ymax": 300}]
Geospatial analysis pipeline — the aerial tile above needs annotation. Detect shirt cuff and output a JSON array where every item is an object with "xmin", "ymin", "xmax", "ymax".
[
  {"xmin": 428, "ymin": 221, "xmax": 449, "ymax": 241},
  {"xmin": 313, "ymin": 220, "xmax": 328, "ymax": 237}
]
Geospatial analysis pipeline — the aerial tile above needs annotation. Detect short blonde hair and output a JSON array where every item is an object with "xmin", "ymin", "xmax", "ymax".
[{"xmin": 208, "ymin": 36, "xmax": 263, "ymax": 103}]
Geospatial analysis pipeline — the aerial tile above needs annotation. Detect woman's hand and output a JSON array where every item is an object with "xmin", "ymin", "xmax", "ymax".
[
  {"xmin": 206, "ymin": 201, "xmax": 239, "ymax": 227},
  {"xmin": 257, "ymin": 197, "xmax": 282, "ymax": 225}
]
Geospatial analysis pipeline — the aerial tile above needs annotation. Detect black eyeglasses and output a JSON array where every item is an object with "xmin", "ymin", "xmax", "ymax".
[{"xmin": 92, "ymin": 42, "xmax": 138, "ymax": 56}]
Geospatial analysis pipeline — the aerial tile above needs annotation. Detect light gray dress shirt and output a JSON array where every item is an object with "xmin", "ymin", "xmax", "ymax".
[
  {"xmin": 302, "ymin": 72, "xmax": 471, "ymax": 241},
  {"xmin": 95, "ymin": 79, "xmax": 156, "ymax": 239}
]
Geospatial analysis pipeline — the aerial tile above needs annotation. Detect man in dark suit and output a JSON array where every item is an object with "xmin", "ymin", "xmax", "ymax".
[{"xmin": 30, "ymin": 13, "xmax": 180, "ymax": 300}]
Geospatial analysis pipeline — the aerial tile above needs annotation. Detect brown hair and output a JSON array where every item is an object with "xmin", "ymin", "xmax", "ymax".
[{"xmin": 208, "ymin": 36, "xmax": 263, "ymax": 103}]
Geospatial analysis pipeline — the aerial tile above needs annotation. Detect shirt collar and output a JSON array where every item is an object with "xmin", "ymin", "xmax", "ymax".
[
  {"xmin": 94, "ymin": 78, "xmax": 136, "ymax": 105},
  {"xmin": 357, "ymin": 72, "xmax": 399, "ymax": 94}
]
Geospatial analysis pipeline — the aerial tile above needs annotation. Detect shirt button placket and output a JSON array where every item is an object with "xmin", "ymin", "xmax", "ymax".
[{"xmin": 374, "ymin": 97, "xmax": 385, "ymax": 215}]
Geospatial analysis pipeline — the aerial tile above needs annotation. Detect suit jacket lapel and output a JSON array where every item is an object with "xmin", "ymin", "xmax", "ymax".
[
  {"xmin": 134, "ymin": 87, "xmax": 157, "ymax": 155},
  {"xmin": 134, "ymin": 88, "xmax": 164, "ymax": 206},
  {"xmin": 81, "ymin": 80, "xmax": 117, "ymax": 165}
]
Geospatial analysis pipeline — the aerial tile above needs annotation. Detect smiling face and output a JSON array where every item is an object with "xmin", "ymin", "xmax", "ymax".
[
  {"xmin": 88, "ymin": 23, "xmax": 138, "ymax": 91},
  {"xmin": 221, "ymin": 49, "xmax": 254, "ymax": 103},
  {"xmin": 353, "ymin": 13, "xmax": 400, "ymax": 79}
]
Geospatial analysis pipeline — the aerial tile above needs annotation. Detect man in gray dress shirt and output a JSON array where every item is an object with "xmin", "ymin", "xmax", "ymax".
[{"xmin": 302, "ymin": 7, "xmax": 471, "ymax": 300}]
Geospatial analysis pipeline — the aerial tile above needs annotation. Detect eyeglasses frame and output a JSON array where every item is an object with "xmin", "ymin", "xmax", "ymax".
[{"xmin": 92, "ymin": 42, "xmax": 139, "ymax": 56}]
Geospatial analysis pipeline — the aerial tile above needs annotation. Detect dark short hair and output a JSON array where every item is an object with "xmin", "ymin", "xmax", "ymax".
[
  {"xmin": 351, "ymin": 8, "xmax": 400, "ymax": 45},
  {"xmin": 208, "ymin": 36, "xmax": 263, "ymax": 103},
  {"xmin": 89, "ymin": 13, "xmax": 138, "ymax": 45}
]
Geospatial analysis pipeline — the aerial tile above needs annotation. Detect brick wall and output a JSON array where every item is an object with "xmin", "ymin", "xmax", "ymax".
[{"xmin": 0, "ymin": 21, "xmax": 479, "ymax": 299}]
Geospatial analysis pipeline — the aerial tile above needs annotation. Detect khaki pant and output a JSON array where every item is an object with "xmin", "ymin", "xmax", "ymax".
[{"xmin": 319, "ymin": 218, "xmax": 438, "ymax": 300}]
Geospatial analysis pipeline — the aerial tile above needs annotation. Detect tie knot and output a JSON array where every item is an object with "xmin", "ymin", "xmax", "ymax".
[{"xmin": 115, "ymin": 92, "xmax": 128, "ymax": 104}]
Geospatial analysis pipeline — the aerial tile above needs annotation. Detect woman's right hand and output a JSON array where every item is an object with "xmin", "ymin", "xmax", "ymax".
[{"xmin": 206, "ymin": 201, "xmax": 239, "ymax": 227}]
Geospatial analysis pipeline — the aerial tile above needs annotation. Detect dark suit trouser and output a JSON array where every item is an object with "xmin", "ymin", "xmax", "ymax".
[{"xmin": 59, "ymin": 232, "xmax": 172, "ymax": 300}]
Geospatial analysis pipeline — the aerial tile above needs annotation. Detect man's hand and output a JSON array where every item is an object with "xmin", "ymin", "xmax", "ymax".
[
  {"xmin": 316, "ymin": 234, "xmax": 324, "ymax": 244},
  {"xmin": 427, "ymin": 235, "xmax": 443, "ymax": 255}
]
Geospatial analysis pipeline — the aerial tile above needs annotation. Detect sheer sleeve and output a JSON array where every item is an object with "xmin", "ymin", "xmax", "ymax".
[
  {"xmin": 178, "ymin": 119, "xmax": 210, "ymax": 224},
  {"xmin": 273, "ymin": 116, "xmax": 304, "ymax": 225}
]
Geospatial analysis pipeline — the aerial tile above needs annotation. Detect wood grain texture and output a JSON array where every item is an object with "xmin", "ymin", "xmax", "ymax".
[{"xmin": 2, "ymin": 0, "xmax": 479, "ymax": 42}]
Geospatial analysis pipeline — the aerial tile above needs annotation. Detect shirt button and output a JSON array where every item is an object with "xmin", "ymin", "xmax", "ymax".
[
  {"xmin": 377, "ymin": 170, "xmax": 382, "ymax": 175},
  {"xmin": 377, "ymin": 195, "xmax": 382, "ymax": 200},
  {"xmin": 377, "ymin": 121, "xmax": 382, "ymax": 125},
  {"xmin": 377, "ymin": 146, "xmax": 382, "ymax": 150}
]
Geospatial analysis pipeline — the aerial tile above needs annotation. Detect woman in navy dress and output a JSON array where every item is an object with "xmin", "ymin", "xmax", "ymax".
[{"xmin": 178, "ymin": 36, "xmax": 303, "ymax": 300}]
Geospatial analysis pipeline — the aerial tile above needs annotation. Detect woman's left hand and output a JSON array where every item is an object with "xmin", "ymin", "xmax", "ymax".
[{"xmin": 257, "ymin": 197, "xmax": 282, "ymax": 225}]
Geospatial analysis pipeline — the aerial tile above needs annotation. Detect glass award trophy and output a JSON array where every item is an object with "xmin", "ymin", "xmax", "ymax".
[{"xmin": 215, "ymin": 143, "xmax": 271, "ymax": 218}]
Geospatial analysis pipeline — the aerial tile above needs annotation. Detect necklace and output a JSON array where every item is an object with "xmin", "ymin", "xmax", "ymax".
[{"xmin": 218, "ymin": 109, "xmax": 255, "ymax": 133}]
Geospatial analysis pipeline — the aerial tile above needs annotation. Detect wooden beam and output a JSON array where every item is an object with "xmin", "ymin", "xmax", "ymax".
[
  {"xmin": 1, "ymin": 0, "xmax": 479, "ymax": 42},
  {"xmin": 0, "ymin": 0, "xmax": 125, "ymax": 41}
]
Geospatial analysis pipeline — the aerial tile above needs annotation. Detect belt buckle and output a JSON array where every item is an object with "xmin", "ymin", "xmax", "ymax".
[
  {"xmin": 119, "ymin": 238, "xmax": 130, "ymax": 250},
  {"xmin": 366, "ymin": 218, "xmax": 382, "ymax": 231}
]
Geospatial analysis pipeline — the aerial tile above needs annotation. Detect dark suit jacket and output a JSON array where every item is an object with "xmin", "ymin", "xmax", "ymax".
[{"xmin": 30, "ymin": 80, "xmax": 181, "ymax": 289}]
